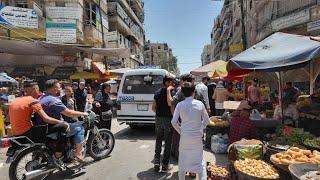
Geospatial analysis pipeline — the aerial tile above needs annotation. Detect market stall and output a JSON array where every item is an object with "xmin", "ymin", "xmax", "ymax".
[{"xmin": 204, "ymin": 33, "xmax": 320, "ymax": 179}]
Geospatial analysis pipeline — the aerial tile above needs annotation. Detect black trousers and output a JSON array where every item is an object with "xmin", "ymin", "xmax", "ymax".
[{"xmin": 154, "ymin": 117, "xmax": 173, "ymax": 165}]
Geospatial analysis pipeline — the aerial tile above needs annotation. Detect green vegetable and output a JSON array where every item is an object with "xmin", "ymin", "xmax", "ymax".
[{"xmin": 304, "ymin": 138, "xmax": 320, "ymax": 148}]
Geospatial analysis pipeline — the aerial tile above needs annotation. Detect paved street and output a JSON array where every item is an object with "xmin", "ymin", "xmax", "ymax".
[{"xmin": 0, "ymin": 120, "xmax": 228, "ymax": 180}]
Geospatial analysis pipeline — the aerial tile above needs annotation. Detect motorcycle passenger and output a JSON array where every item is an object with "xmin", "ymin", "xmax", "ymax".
[
  {"xmin": 93, "ymin": 83, "xmax": 114, "ymax": 130},
  {"xmin": 9, "ymin": 80, "xmax": 69, "ymax": 143},
  {"xmin": 37, "ymin": 79, "xmax": 88, "ymax": 162},
  {"xmin": 61, "ymin": 85, "xmax": 78, "ymax": 123}
]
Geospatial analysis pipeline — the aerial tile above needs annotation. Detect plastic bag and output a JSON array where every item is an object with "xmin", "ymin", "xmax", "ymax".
[
  {"xmin": 250, "ymin": 109, "xmax": 262, "ymax": 120},
  {"xmin": 211, "ymin": 134, "xmax": 229, "ymax": 154},
  {"xmin": 235, "ymin": 144, "xmax": 263, "ymax": 160}
]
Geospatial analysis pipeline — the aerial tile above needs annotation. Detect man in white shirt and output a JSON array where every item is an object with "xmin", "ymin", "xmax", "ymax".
[
  {"xmin": 172, "ymin": 82, "xmax": 210, "ymax": 180},
  {"xmin": 195, "ymin": 76, "xmax": 210, "ymax": 114}
]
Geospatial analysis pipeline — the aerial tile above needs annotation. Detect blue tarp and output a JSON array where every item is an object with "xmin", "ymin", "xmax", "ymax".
[{"xmin": 230, "ymin": 32, "xmax": 320, "ymax": 72}]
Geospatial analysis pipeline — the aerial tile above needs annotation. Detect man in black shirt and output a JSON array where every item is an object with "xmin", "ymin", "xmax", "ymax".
[{"xmin": 152, "ymin": 76, "xmax": 175, "ymax": 172}]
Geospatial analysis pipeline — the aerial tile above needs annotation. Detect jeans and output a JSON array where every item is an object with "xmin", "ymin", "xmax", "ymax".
[
  {"xmin": 67, "ymin": 121, "xmax": 85, "ymax": 144},
  {"xmin": 154, "ymin": 117, "xmax": 173, "ymax": 165}
]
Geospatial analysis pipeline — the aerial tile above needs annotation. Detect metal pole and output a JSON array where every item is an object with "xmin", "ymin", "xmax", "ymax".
[
  {"xmin": 239, "ymin": 0, "xmax": 248, "ymax": 50},
  {"xmin": 279, "ymin": 71, "xmax": 284, "ymax": 124}
]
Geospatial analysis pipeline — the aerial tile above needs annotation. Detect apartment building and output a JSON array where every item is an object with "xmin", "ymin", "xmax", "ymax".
[
  {"xmin": 143, "ymin": 41, "xmax": 178, "ymax": 74},
  {"xmin": 106, "ymin": 0, "xmax": 145, "ymax": 69},
  {"xmin": 201, "ymin": 44, "xmax": 214, "ymax": 66},
  {"xmin": 211, "ymin": 0, "xmax": 320, "ymax": 61}
]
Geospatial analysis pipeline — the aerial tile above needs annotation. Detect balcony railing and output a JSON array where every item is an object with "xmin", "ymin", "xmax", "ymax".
[{"xmin": 274, "ymin": 0, "xmax": 317, "ymax": 19}]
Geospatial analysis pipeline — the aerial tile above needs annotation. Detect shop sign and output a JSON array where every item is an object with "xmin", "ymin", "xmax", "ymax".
[
  {"xmin": 229, "ymin": 43, "xmax": 243, "ymax": 53},
  {"xmin": 51, "ymin": 67, "xmax": 76, "ymax": 79},
  {"xmin": 45, "ymin": 7, "xmax": 81, "ymax": 19},
  {"xmin": 0, "ymin": 6, "xmax": 38, "ymax": 29},
  {"xmin": 46, "ymin": 19, "xmax": 77, "ymax": 43},
  {"xmin": 10, "ymin": 67, "xmax": 44, "ymax": 77},
  {"xmin": 307, "ymin": 20, "xmax": 320, "ymax": 32},
  {"xmin": 33, "ymin": 2, "xmax": 43, "ymax": 17},
  {"xmin": 271, "ymin": 9, "xmax": 310, "ymax": 31}
]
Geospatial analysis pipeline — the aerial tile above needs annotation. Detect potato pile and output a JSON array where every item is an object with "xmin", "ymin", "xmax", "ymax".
[
  {"xmin": 270, "ymin": 147, "xmax": 320, "ymax": 165},
  {"xmin": 234, "ymin": 159, "xmax": 279, "ymax": 179},
  {"xmin": 207, "ymin": 163, "xmax": 229, "ymax": 178},
  {"xmin": 208, "ymin": 117, "xmax": 229, "ymax": 127}
]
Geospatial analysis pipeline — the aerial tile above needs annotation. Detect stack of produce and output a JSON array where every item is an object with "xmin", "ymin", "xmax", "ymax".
[
  {"xmin": 268, "ymin": 126, "xmax": 315, "ymax": 146},
  {"xmin": 211, "ymin": 134, "xmax": 229, "ymax": 154},
  {"xmin": 208, "ymin": 117, "xmax": 229, "ymax": 127},
  {"xmin": 234, "ymin": 159, "xmax": 280, "ymax": 179},
  {"xmin": 270, "ymin": 147, "xmax": 320, "ymax": 165},
  {"xmin": 207, "ymin": 163, "xmax": 230, "ymax": 179},
  {"xmin": 304, "ymin": 137, "xmax": 320, "ymax": 150}
]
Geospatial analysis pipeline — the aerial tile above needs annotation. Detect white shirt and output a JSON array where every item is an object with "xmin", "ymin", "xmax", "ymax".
[
  {"xmin": 273, "ymin": 104, "xmax": 299, "ymax": 120},
  {"xmin": 172, "ymin": 97, "xmax": 210, "ymax": 138},
  {"xmin": 195, "ymin": 82, "xmax": 210, "ymax": 109}
]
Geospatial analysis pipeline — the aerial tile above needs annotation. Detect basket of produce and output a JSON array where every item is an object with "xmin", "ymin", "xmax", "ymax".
[
  {"xmin": 208, "ymin": 116, "xmax": 230, "ymax": 127},
  {"xmin": 270, "ymin": 147, "xmax": 320, "ymax": 172},
  {"xmin": 234, "ymin": 159, "xmax": 280, "ymax": 180},
  {"xmin": 288, "ymin": 163, "xmax": 320, "ymax": 180},
  {"xmin": 207, "ymin": 162, "xmax": 231, "ymax": 180},
  {"xmin": 303, "ymin": 138, "xmax": 320, "ymax": 151}
]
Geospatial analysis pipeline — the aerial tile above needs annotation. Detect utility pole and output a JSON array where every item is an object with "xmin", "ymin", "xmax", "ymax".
[{"xmin": 239, "ymin": 0, "xmax": 248, "ymax": 50}]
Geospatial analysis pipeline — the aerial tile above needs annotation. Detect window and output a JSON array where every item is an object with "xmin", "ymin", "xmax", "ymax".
[
  {"xmin": 123, "ymin": 75, "xmax": 163, "ymax": 94},
  {"xmin": 16, "ymin": 0, "xmax": 28, "ymax": 8},
  {"xmin": 158, "ymin": 46, "xmax": 161, "ymax": 50},
  {"xmin": 84, "ymin": 1, "xmax": 98, "ymax": 27},
  {"xmin": 249, "ymin": 0, "xmax": 253, "ymax": 10},
  {"xmin": 119, "ymin": 34, "xmax": 122, "ymax": 44},
  {"xmin": 55, "ymin": 1, "xmax": 65, "ymax": 7}
]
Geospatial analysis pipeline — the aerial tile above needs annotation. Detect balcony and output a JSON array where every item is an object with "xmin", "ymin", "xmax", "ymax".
[
  {"xmin": 83, "ymin": 24, "xmax": 103, "ymax": 46},
  {"xmin": 275, "ymin": 0, "xmax": 317, "ymax": 19},
  {"xmin": 108, "ymin": 0, "xmax": 144, "ymax": 27},
  {"xmin": 213, "ymin": 28, "xmax": 222, "ymax": 40},
  {"xmin": 221, "ymin": 6, "xmax": 232, "ymax": 22},
  {"xmin": 108, "ymin": 2, "xmax": 144, "ymax": 45}
]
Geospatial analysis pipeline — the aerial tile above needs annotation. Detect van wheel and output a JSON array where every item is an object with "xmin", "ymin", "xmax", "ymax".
[{"xmin": 129, "ymin": 124, "xmax": 138, "ymax": 129}]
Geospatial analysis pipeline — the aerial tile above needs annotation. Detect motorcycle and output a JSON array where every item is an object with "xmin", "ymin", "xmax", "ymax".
[{"xmin": 6, "ymin": 111, "xmax": 115, "ymax": 180}]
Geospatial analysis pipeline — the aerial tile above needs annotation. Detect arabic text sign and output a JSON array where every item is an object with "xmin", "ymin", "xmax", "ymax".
[
  {"xmin": 46, "ymin": 19, "xmax": 77, "ymax": 43},
  {"xmin": 0, "ymin": 6, "xmax": 38, "ymax": 29},
  {"xmin": 308, "ymin": 20, "xmax": 320, "ymax": 32},
  {"xmin": 46, "ymin": 7, "xmax": 81, "ymax": 19}
]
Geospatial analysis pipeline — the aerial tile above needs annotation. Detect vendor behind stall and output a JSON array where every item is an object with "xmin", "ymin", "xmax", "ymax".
[{"xmin": 229, "ymin": 101, "xmax": 256, "ymax": 144}]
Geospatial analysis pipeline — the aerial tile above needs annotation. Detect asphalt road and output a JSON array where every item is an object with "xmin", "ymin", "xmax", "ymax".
[{"xmin": 0, "ymin": 120, "xmax": 228, "ymax": 180}]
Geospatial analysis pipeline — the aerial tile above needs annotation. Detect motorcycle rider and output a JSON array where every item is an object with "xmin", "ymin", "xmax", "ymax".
[
  {"xmin": 9, "ymin": 80, "xmax": 69, "ymax": 142},
  {"xmin": 37, "ymin": 79, "xmax": 88, "ymax": 162}
]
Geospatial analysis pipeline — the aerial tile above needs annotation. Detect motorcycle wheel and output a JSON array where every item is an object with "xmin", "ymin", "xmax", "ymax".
[
  {"xmin": 9, "ymin": 146, "xmax": 51, "ymax": 180},
  {"xmin": 87, "ymin": 129, "xmax": 115, "ymax": 160}
]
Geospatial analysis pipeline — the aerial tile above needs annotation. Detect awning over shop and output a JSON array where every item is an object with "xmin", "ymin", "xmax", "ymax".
[
  {"xmin": 0, "ymin": 39, "xmax": 130, "ymax": 57},
  {"xmin": 105, "ymin": 68, "xmax": 131, "ymax": 76},
  {"xmin": 0, "ymin": 73, "xmax": 17, "ymax": 84},
  {"xmin": 230, "ymin": 32, "xmax": 320, "ymax": 72},
  {"xmin": 92, "ymin": 62, "xmax": 106, "ymax": 74},
  {"xmin": 70, "ymin": 72, "xmax": 99, "ymax": 80},
  {"xmin": 191, "ymin": 60, "xmax": 228, "ymax": 77}
]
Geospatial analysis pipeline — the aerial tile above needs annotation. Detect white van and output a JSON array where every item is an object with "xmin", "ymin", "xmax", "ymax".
[{"xmin": 117, "ymin": 69, "xmax": 175, "ymax": 129}]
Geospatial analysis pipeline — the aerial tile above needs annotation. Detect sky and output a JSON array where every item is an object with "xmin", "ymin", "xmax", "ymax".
[{"xmin": 144, "ymin": 0, "xmax": 224, "ymax": 74}]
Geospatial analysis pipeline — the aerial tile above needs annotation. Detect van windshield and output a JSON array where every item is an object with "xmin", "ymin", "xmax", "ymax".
[{"xmin": 122, "ymin": 75, "xmax": 163, "ymax": 94}]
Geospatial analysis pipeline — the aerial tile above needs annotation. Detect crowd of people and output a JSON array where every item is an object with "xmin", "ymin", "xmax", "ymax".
[
  {"xmin": 4, "ymin": 79, "xmax": 115, "ymax": 165},
  {"xmin": 152, "ymin": 73, "xmax": 306, "ymax": 179}
]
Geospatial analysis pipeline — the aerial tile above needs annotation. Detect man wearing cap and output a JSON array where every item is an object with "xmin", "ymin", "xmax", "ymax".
[
  {"xmin": 229, "ymin": 101, "xmax": 256, "ymax": 144},
  {"xmin": 171, "ymin": 82, "xmax": 210, "ymax": 180},
  {"xmin": 74, "ymin": 79, "xmax": 88, "ymax": 112},
  {"xmin": 9, "ymin": 80, "xmax": 69, "ymax": 142}
]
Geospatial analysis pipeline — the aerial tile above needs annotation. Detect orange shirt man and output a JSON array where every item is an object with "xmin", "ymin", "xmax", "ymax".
[{"xmin": 9, "ymin": 80, "xmax": 68, "ymax": 138}]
